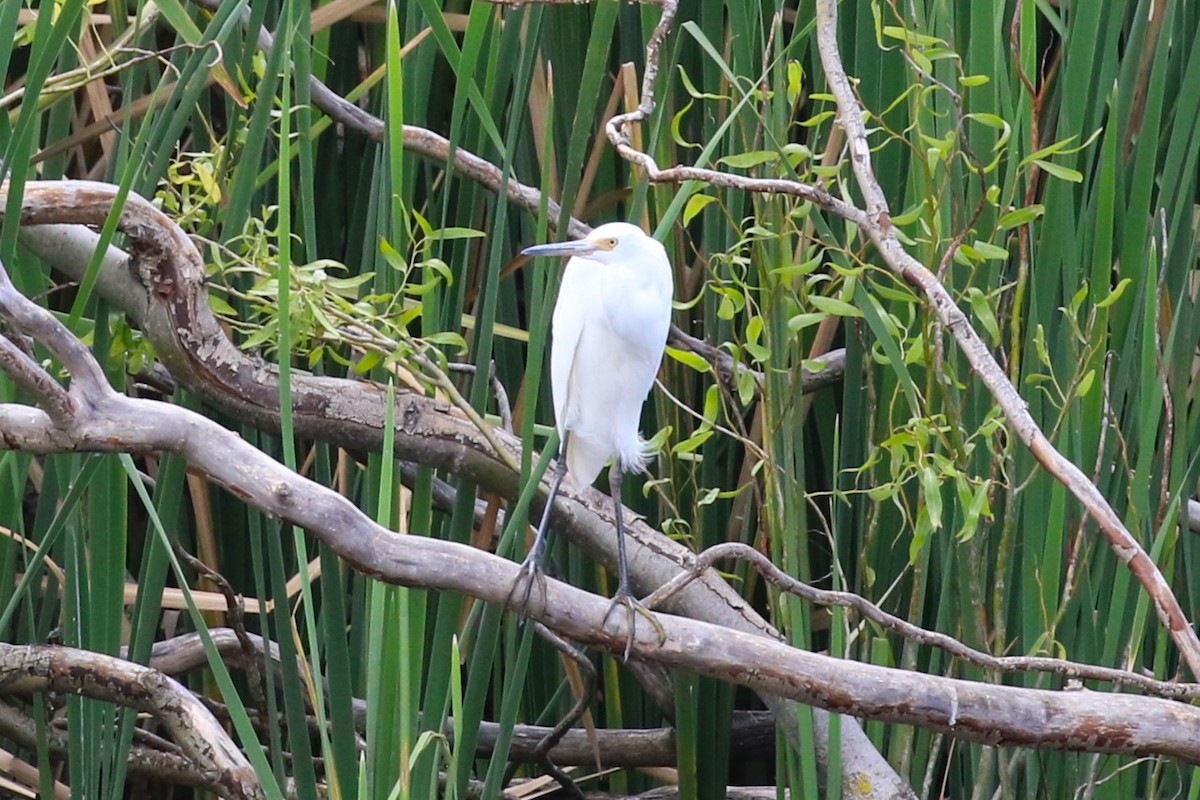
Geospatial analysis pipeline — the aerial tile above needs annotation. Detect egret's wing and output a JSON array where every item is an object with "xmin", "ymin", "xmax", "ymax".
[
  {"xmin": 550, "ymin": 256, "xmax": 617, "ymax": 487},
  {"xmin": 550, "ymin": 255, "xmax": 599, "ymax": 440},
  {"xmin": 591, "ymin": 254, "xmax": 674, "ymax": 473}
]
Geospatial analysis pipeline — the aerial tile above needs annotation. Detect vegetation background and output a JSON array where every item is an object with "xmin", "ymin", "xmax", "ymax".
[{"xmin": 2, "ymin": 0, "xmax": 1199, "ymax": 798}]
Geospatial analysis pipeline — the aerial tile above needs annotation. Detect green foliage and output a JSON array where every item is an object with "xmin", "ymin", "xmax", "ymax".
[{"xmin": 4, "ymin": 0, "xmax": 1200, "ymax": 798}]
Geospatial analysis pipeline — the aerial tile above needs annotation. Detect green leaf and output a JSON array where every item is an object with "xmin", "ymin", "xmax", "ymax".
[
  {"xmin": 736, "ymin": 367, "xmax": 756, "ymax": 406},
  {"xmin": 701, "ymin": 384, "xmax": 720, "ymax": 423},
  {"xmin": 673, "ymin": 428, "xmax": 714, "ymax": 455},
  {"xmin": 891, "ymin": 200, "xmax": 927, "ymax": 226},
  {"xmin": 426, "ymin": 227, "xmax": 486, "ymax": 241},
  {"xmin": 380, "ymin": 238, "xmax": 407, "ymax": 271},
  {"xmin": 787, "ymin": 312, "xmax": 827, "ymax": 331},
  {"xmin": 966, "ymin": 288, "xmax": 1002, "ymax": 346},
  {"xmin": 676, "ymin": 64, "xmax": 727, "ymax": 100},
  {"xmin": 426, "ymin": 331, "xmax": 468, "ymax": 352},
  {"xmin": 718, "ymin": 151, "xmax": 780, "ymax": 169},
  {"xmin": 807, "ymin": 295, "xmax": 863, "ymax": 317},
  {"xmin": 782, "ymin": 143, "xmax": 812, "ymax": 167},
  {"xmin": 786, "ymin": 60, "xmax": 803, "ymax": 105},
  {"xmin": 997, "ymin": 205, "xmax": 1045, "ymax": 229},
  {"xmin": 968, "ymin": 239, "xmax": 1010, "ymax": 261},
  {"xmin": 666, "ymin": 346, "xmax": 713, "ymax": 373},
  {"xmin": 1076, "ymin": 368, "xmax": 1096, "ymax": 398},
  {"xmin": 352, "ymin": 350, "xmax": 381, "ymax": 376},
  {"xmin": 920, "ymin": 467, "xmax": 943, "ymax": 530},
  {"xmin": 209, "ymin": 295, "xmax": 238, "ymax": 316},
  {"xmin": 880, "ymin": 26, "xmax": 946, "ymax": 48},
  {"xmin": 1095, "ymin": 277, "xmax": 1132, "ymax": 308},
  {"xmin": 671, "ymin": 99, "xmax": 700, "ymax": 149},
  {"xmin": 770, "ymin": 256, "xmax": 822, "ymax": 279},
  {"xmin": 801, "ymin": 110, "xmax": 835, "ymax": 128},
  {"xmin": 1032, "ymin": 159, "xmax": 1083, "ymax": 183},
  {"xmin": 683, "ymin": 193, "xmax": 716, "ymax": 224}
]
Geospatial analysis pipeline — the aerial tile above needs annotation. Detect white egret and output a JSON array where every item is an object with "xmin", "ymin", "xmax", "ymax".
[{"xmin": 514, "ymin": 222, "xmax": 673, "ymax": 658}]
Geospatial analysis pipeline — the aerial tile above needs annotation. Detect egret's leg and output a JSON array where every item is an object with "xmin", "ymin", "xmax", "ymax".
[
  {"xmin": 602, "ymin": 464, "xmax": 666, "ymax": 661},
  {"xmin": 508, "ymin": 433, "xmax": 570, "ymax": 617}
]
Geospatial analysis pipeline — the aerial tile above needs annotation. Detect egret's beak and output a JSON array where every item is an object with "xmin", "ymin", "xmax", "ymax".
[{"xmin": 522, "ymin": 240, "xmax": 599, "ymax": 258}]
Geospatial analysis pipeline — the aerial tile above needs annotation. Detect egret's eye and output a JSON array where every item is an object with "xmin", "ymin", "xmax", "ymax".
[{"xmin": 605, "ymin": 237, "xmax": 618, "ymax": 249}]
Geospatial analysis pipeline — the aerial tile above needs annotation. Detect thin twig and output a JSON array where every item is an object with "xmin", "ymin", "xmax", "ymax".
[
  {"xmin": 643, "ymin": 542, "xmax": 1200, "ymax": 700},
  {"xmin": 186, "ymin": 0, "xmax": 589, "ymax": 239},
  {"xmin": 529, "ymin": 623, "xmax": 596, "ymax": 800},
  {"xmin": 173, "ymin": 544, "xmax": 268, "ymax": 713},
  {"xmin": 813, "ymin": 0, "xmax": 1200, "ymax": 678}
]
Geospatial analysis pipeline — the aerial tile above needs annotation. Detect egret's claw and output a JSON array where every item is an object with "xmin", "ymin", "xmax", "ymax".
[
  {"xmin": 507, "ymin": 556, "xmax": 549, "ymax": 621},
  {"xmin": 603, "ymin": 590, "xmax": 666, "ymax": 661}
]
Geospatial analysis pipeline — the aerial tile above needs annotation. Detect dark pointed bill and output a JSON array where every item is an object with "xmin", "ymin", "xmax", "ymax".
[{"xmin": 522, "ymin": 240, "xmax": 599, "ymax": 258}]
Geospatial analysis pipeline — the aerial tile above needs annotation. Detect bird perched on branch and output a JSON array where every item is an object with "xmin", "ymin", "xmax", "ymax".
[{"xmin": 513, "ymin": 222, "xmax": 674, "ymax": 659}]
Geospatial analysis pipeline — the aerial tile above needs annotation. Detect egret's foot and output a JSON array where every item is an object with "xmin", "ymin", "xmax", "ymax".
[
  {"xmin": 602, "ymin": 590, "xmax": 666, "ymax": 662},
  {"xmin": 507, "ymin": 556, "xmax": 549, "ymax": 622}
]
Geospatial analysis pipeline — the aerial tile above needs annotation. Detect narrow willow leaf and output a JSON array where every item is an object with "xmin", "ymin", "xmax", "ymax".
[
  {"xmin": 1095, "ymin": 277, "xmax": 1132, "ymax": 308},
  {"xmin": 683, "ymin": 193, "xmax": 717, "ymax": 224},
  {"xmin": 1033, "ymin": 159, "xmax": 1084, "ymax": 183},
  {"xmin": 666, "ymin": 345, "xmax": 714, "ymax": 373},
  {"xmin": 718, "ymin": 150, "xmax": 780, "ymax": 168},
  {"xmin": 997, "ymin": 204, "xmax": 1045, "ymax": 229},
  {"xmin": 808, "ymin": 294, "xmax": 864, "ymax": 317}
]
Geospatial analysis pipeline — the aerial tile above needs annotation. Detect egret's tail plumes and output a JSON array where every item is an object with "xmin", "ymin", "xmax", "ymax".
[
  {"xmin": 563, "ymin": 431, "xmax": 653, "ymax": 490},
  {"xmin": 563, "ymin": 433, "xmax": 609, "ymax": 490}
]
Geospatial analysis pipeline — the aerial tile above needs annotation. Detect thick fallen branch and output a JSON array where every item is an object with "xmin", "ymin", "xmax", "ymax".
[
  {"xmin": 0, "ymin": 643, "xmax": 260, "ymax": 800},
  {"xmin": 4, "ymin": 255, "xmax": 1200, "ymax": 765}
]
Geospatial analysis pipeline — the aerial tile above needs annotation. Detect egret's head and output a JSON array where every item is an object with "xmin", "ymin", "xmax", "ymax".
[{"xmin": 522, "ymin": 222, "xmax": 656, "ymax": 265}]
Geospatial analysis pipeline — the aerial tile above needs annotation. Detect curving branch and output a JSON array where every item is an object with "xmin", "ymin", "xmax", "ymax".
[
  {"xmin": 0, "ymin": 643, "xmax": 261, "ymax": 800},
  {"xmin": 646, "ymin": 543, "xmax": 1200, "ymax": 701}
]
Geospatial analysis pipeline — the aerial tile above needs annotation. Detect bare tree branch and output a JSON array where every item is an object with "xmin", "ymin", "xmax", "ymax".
[
  {"xmin": 0, "ymin": 644, "xmax": 261, "ymax": 800},
  {"xmin": 137, "ymin": 628, "xmax": 774, "ymax": 768},
  {"xmin": 810, "ymin": 0, "xmax": 1200, "ymax": 677},
  {"xmin": 4, "ymin": 256, "xmax": 1200, "ymax": 766},
  {"xmin": 0, "ymin": 699, "xmax": 231, "ymax": 795},
  {"xmin": 647, "ymin": 542, "xmax": 1200, "ymax": 701}
]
